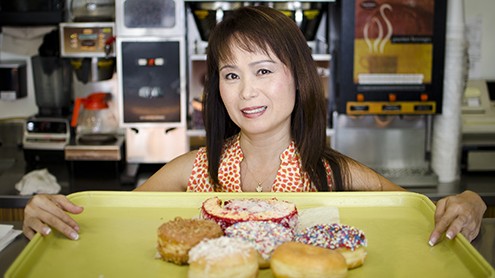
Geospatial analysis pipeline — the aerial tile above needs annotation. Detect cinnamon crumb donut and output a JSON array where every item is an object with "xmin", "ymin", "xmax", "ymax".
[
  {"xmin": 271, "ymin": 242, "xmax": 348, "ymax": 278},
  {"xmin": 225, "ymin": 221, "xmax": 294, "ymax": 268},
  {"xmin": 157, "ymin": 217, "xmax": 223, "ymax": 265},
  {"xmin": 295, "ymin": 223, "xmax": 367, "ymax": 269},
  {"xmin": 188, "ymin": 236, "xmax": 259, "ymax": 278}
]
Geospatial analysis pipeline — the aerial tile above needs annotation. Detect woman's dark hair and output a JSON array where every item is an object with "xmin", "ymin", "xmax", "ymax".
[{"xmin": 203, "ymin": 5, "xmax": 349, "ymax": 191}]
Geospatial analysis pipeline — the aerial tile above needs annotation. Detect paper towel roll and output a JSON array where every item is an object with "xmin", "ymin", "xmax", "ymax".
[{"xmin": 431, "ymin": 0, "xmax": 468, "ymax": 183}]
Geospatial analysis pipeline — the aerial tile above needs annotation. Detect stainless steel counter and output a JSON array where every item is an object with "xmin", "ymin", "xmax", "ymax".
[{"xmin": 1, "ymin": 219, "xmax": 494, "ymax": 276}]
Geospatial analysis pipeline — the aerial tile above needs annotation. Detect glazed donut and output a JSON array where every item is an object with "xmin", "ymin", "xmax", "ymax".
[
  {"xmin": 271, "ymin": 242, "xmax": 347, "ymax": 278},
  {"xmin": 200, "ymin": 197, "xmax": 298, "ymax": 231},
  {"xmin": 156, "ymin": 217, "xmax": 223, "ymax": 265},
  {"xmin": 225, "ymin": 221, "xmax": 294, "ymax": 268},
  {"xmin": 188, "ymin": 236, "xmax": 259, "ymax": 278},
  {"xmin": 295, "ymin": 223, "xmax": 367, "ymax": 269}
]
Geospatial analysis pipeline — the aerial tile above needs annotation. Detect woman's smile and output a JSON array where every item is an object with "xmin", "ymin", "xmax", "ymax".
[{"xmin": 241, "ymin": 106, "xmax": 267, "ymax": 117}]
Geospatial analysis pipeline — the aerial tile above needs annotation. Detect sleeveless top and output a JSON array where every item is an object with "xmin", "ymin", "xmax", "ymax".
[{"xmin": 186, "ymin": 134, "xmax": 334, "ymax": 192}]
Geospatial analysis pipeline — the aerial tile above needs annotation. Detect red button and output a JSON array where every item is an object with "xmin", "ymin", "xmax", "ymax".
[
  {"xmin": 420, "ymin": 94, "xmax": 428, "ymax": 101},
  {"xmin": 357, "ymin": 93, "xmax": 365, "ymax": 102},
  {"xmin": 388, "ymin": 94, "xmax": 397, "ymax": 102}
]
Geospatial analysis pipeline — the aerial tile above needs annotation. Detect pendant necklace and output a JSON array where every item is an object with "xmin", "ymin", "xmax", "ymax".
[{"xmin": 243, "ymin": 158, "xmax": 278, "ymax": 192}]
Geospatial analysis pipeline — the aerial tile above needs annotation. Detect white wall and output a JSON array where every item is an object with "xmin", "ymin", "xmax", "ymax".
[
  {"xmin": 465, "ymin": 0, "xmax": 495, "ymax": 80},
  {"xmin": 0, "ymin": 50, "xmax": 39, "ymax": 119}
]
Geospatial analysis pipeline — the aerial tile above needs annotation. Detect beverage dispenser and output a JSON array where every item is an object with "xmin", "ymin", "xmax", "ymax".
[
  {"xmin": 115, "ymin": 0, "xmax": 188, "ymax": 164},
  {"xmin": 330, "ymin": 0, "xmax": 448, "ymax": 186}
]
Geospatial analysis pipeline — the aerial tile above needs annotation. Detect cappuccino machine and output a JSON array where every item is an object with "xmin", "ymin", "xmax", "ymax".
[{"xmin": 331, "ymin": 0, "xmax": 447, "ymax": 186}]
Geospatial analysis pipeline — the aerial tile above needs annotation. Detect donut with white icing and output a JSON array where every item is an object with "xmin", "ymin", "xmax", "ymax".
[
  {"xmin": 188, "ymin": 236, "xmax": 259, "ymax": 278},
  {"xmin": 225, "ymin": 221, "xmax": 294, "ymax": 268}
]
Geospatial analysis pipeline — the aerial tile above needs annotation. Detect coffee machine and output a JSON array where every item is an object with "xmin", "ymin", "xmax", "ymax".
[
  {"xmin": 330, "ymin": 0, "xmax": 448, "ymax": 186},
  {"xmin": 57, "ymin": 0, "xmax": 127, "ymax": 191},
  {"xmin": 23, "ymin": 29, "xmax": 73, "ymax": 166}
]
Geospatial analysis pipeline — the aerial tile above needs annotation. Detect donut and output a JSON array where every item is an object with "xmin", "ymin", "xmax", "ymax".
[
  {"xmin": 188, "ymin": 236, "xmax": 259, "ymax": 278},
  {"xmin": 295, "ymin": 223, "xmax": 367, "ymax": 269},
  {"xmin": 224, "ymin": 221, "xmax": 294, "ymax": 268},
  {"xmin": 271, "ymin": 242, "xmax": 348, "ymax": 278},
  {"xmin": 156, "ymin": 217, "xmax": 223, "ymax": 265},
  {"xmin": 200, "ymin": 197, "xmax": 298, "ymax": 231}
]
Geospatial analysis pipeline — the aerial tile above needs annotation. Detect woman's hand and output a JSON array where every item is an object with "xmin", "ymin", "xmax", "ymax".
[
  {"xmin": 429, "ymin": 190, "xmax": 486, "ymax": 246},
  {"xmin": 23, "ymin": 194, "xmax": 84, "ymax": 240}
]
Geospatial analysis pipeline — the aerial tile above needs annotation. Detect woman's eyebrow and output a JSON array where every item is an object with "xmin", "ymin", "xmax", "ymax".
[
  {"xmin": 249, "ymin": 59, "xmax": 276, "ymax": 67},
  {"xmin": 219, "ymin": 64, "xmax": 236, "ymax": 71},
  {"xmin": 219, "ymin": 59, "xmax": 276, "ymax": 71}
]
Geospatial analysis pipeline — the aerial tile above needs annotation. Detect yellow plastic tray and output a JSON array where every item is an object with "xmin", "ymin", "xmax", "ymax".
[{"xmin": 6, "ymin": 191, "xmax": 494, "ymax": 277}]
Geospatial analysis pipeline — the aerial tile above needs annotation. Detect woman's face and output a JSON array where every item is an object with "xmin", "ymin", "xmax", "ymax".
[{"xmin": 218, "ymin": 45, "xmax": 296, "ymax": 136}]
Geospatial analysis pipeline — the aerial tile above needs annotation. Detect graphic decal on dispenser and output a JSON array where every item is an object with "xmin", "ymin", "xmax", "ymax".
[
  {"xmin": 336, "ymin": 0, "xmax": 446, "ymax": 115},
  {"xmin": 354, "ymin": 0, "xmax": 434, "ymax": 85}
]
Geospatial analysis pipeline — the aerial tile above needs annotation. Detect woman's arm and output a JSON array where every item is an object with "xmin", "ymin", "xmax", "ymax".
[
  {"xmin": 135, "ymin": 150, "xmax": 198, "ymax": 192},
  {"xmin": 341, "ymin": 157, "xmax": 486, "ymax": 244},
  {"xmin": 23, "ymin": 150, "xmax": 197, "ymax": 240},
  {"xmin": 344, "ymin": 159, "xmax": 405, "ymax": 191}
]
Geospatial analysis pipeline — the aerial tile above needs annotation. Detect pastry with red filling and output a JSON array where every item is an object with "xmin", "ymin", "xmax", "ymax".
[{"xmin": 200, "ymin": 197, "xmax": 298, "ymax": 231}]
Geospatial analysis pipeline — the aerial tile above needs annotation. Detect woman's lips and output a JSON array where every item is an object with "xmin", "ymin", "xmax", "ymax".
[{"xmin": 241, "ymin": 106, "xmax": 267, "ymax": 116}]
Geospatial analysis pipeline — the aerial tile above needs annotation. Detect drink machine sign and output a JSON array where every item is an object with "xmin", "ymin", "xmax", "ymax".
[
  {"xmin": 336, "ymin": 0, "xmax": 447, "ymax": 115},
  {"xmin": 355, "ymin": 0, "xmax": 433, "ymax": 86},
  {"xmin": 119, "ymin": 40, "xmax": 184, "ymax": 125}
]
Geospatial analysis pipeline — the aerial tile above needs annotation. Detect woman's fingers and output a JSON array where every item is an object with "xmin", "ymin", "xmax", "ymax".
[
  {"xmin": 429, "ymin": 191, "xmax": 486, "ymax": 246},
  {"xmin": 23, "ymin": 194, "xmax": 84, "ymax": 240}
]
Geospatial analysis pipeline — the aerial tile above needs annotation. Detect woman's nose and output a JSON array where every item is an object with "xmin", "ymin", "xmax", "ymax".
[{"xmin": 239, "ymin": 79, "xmax": 258, "ymax": 100}]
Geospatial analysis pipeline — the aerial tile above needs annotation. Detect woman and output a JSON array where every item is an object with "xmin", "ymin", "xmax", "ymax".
[{"xmin": 23, "ymin": 6, "xmax": 486, "ymax": 247}]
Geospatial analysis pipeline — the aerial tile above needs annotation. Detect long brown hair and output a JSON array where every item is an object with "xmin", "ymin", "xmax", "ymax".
[{"xmin": 203, "ymin": 6, "xmax": 348, "ymax": 191}]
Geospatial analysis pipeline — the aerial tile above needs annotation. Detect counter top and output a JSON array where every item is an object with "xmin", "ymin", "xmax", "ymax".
[
  {"xmin": 1, "ymin": 143, "xmax": 495, "ymax": 207},
  {"xmin": 1, "ymin": 219, "xmax": 493, "ymax": 276}
]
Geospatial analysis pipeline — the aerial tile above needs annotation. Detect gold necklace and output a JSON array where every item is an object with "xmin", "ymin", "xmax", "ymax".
[{"xmin": 243, "ymin": 158, "xmax": 278, "ymax": 192}]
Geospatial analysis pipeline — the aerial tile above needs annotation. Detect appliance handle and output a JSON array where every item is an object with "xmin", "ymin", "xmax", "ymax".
[{"xmin": 71, "ymin": 97, "xmax": 84, "ymax": 127}]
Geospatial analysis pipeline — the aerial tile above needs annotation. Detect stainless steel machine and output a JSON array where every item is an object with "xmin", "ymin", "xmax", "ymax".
[
  {"xmin": 58, "ymin": 0, "xmax": 126, "ymax": 191},
  {"xmin": 116, "ymin": 0, "xmax": 188, "ymax": 164},
  {"xmin": 330, "ymin": 0, "xmax": 448, "ymax": 187}
]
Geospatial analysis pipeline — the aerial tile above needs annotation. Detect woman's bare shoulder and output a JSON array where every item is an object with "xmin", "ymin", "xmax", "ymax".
[{"xmin": 135, "ymin": 150, "xmax": 199, "ymax": 192}]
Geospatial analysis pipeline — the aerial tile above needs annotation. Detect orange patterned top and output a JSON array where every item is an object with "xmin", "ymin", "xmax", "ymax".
[{"xmin": 187, "ymin": 134, "xmax": 334, "ymax": 192}]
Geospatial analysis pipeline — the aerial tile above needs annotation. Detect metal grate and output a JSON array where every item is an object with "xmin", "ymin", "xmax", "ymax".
[{"xmin": 374, "ymin": 167, "xmax": 438, "ymax": 187}]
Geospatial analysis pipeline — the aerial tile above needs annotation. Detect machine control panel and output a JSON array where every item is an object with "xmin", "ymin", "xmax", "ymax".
[{"xmin": 60, "ymin": 22, "xmax": 115, "ymax": 57}]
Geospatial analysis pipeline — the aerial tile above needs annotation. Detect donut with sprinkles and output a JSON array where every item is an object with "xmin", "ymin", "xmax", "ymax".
[{"xmin": 295, "ymin": 223, "xmax": 367, "ymax": 269}]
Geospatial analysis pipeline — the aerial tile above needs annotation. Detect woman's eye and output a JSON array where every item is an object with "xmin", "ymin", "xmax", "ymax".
[
  {"xmin": 258, "ymin": 69, "xmax": 272, "ymax": 75},
  {"xmin": 225, "ymin": 73, "xmax": 238, "ymax": 80}
]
